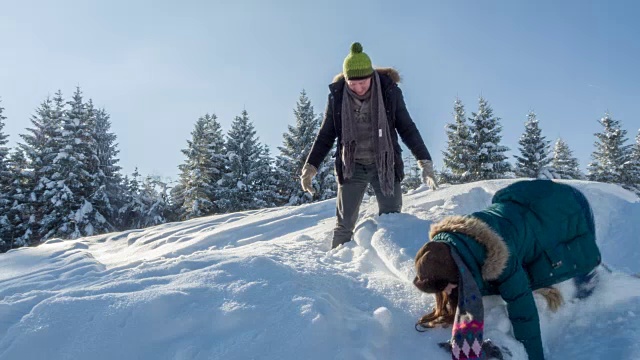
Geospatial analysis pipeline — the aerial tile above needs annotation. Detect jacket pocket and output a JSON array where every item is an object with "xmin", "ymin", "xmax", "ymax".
[
  {"xmin": 526, "ymin": 243, "xmax": 573, "ymax": 289},
  {"xmin": 527, "ymin": 234, "xmax": 601, "ymax": 290}
]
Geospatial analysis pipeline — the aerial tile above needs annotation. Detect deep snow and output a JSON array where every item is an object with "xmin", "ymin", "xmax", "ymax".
[{"xmin": 1, "ymin": 179, "xmax": 639, "ymax": 360}]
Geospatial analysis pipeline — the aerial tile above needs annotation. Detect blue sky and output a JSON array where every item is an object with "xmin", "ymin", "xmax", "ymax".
[{"xmin": 1, "ymin": 0, "xmax": 639, "ymax": 181}]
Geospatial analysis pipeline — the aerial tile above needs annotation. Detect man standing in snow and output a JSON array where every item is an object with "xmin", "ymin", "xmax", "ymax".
[{"xmin": 301, "ymin": 42, "xmax": 437, "ymax": 249}]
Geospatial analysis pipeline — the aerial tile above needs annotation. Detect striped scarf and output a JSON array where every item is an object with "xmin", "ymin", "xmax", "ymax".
[{"xmin": 449, "ymin": 248, "xmax": 485, "ymax": 359}]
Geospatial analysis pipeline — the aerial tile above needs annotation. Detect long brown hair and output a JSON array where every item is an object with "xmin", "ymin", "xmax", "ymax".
[
  {"xmin": 416, "ymin": 290, "xmax": 458, "ymax": 328},
  {"xmin": 414, "ymin": 242, "xmax": 459, "ymax": 328}
]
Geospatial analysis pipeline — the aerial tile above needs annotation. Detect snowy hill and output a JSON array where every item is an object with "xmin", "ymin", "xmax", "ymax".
[{"xmin": 1, "ymin": 179, "xmax": 640, "ymax": 360}]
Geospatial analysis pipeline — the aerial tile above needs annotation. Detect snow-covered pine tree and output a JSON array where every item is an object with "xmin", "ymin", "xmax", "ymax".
[
  {"xmin": 91, "ymin": 106, "xmax": 124, "ymax": 229},
  {"xmin": 139, "ymin": 175, "xmax": 170, "ymax": 227},
  {"xmin": 77, "ymin": 100, "xmax": 115, "ymax": 235},
  {"xmin": 401, "ymin": 155, "xmax": 421, "ymax": 191},
  {"xmin": 314, "ymin": 147, "xmax": 337, "ymax": 200},
  {"xmin": 48, "ymin": 87, "xmax": 105, "ymax": 239},
  {"xmin": 218, "ymin": 110, "xmax": 264, "ymax": 213},
  {"xmin": 275, "ymin": 90, "xmax": 331, "ymax": 205},
  {"xmin": 54, "ymin": 88, "xmax": 93, "ymax": 238},
  {"xmin": 177, "ymin": 113, "xmax": 226, "ymax": 220},
  {"xmin": 118, "ymin": 169, "xmax": 168, "ymax": 229},
  {"xmin": 626, "ymin": 130, "xmax": 640, "ymax": 195},
  {"xmin": 550, "ymin": 138, "xmax": 583, "ymax": 179},
  {"xmin": 3, "ymin": 149, "xmax": 32, "ymax": 251},
  {"xmin": 313, "ymin": 108, "xmax": 336, "ymax": 201},
  {"xmin": 118, "ymin": 169, "xmax": 142, "ymax": 229},
  {"xmin": 0, "ymin": 99, "xmax": 11, "ymax": 251},
  {"xmin": 19, "ymin": 93, "xmax": 65, "ymax": 243},
  {"xmin": 168, "ymin": 181, "xmax": 186, "ymax": 222},
  {"xmin": 468, "ymin": 97, "xmax": 511, "ymax": 181},
  {"xmin": 587, "ymin": 112, "xmax": 631, "ymax": 185},
  {"xmin": 253, "ymin": 145, "xmax": 281, "ymax": 208},
  {"xmin": 442, "ymin": 98, "xmax": 473, "ymax": 184},
  {"xmin": 514, "ymin": 111, "xmax": 551, "ymax": 178}
]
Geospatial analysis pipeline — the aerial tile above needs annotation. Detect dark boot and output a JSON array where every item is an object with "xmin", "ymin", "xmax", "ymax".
[{"xmin": 574, "ymin": 268, "xmax": 598, "ymax": 299}]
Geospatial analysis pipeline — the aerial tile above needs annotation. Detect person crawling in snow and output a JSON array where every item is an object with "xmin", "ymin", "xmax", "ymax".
[{"xmin": 413, "ymin": 179, "xmax": 601, "ymax": 360}]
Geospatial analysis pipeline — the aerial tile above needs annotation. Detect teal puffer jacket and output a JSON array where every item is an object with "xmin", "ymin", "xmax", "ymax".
[{"xmin": 430, "ymin": 180, "xmax": 601, "ymax": 360}]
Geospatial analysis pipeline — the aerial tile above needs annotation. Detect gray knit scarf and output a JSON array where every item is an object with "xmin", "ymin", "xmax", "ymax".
[{"xmin": 341, "ymin": 71, "xmax": 395, "ymax": 196}]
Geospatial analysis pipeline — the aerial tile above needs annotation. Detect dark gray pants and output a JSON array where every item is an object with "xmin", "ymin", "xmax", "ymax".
[{"xmin": 332, "ymin": 163, "xmax": 402, "ymax": 248}]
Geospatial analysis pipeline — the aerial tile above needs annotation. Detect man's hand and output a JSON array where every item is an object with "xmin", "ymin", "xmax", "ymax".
[
  {"xmin": 417, "ymin": 159, "xmax": 438, "ymax": 190},
  {"xmin": 300, "ymin": 163, "xmax": 318, "ymax": 194}
]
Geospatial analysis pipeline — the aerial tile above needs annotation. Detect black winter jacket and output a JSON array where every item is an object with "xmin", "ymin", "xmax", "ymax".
[{"xmin": 305, "ymin": 68, "xmax": 432, "ymax": 184}]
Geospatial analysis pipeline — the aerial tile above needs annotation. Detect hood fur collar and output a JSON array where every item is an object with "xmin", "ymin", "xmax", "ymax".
[
  {"xmin": 429, "ymin": 215, "xmax": 509, "ymax": 281},
  {"xmin": 332, "ymin": 67, "xmax": 401, "ymax": 84}
]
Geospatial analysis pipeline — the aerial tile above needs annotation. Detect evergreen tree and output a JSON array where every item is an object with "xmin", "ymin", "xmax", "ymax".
[
  {"xmin": 4, "ymin": 149, "xmax": 32, "ymax": 251},
  {"xmin": 91, "ymin": 106, "xmax": 123, "ymax": 229},
  {"xmin": 54, "ymin": 88, "xmax": 93, "ymax": 238},
  {"xmin": 76, "ymin": 100, "xmax": 113, "ymax": 235},
  {"xmin": 551, "ymin": 138, "xmax": 583, "ymax": 180},
  {"xmin": 0, "ymin": 99, "xmax": 12, "ymax": 251},
  {"xmin": 119, "ymin": 170, "xmax": 142, "ymax": 229},
  {"xmin": 312, "ymin": 109, "xmax": 338, "ymax": 200},
  {"xmin": 19, "ymin": 92, "xmax": 65, "ymax": 244},
  {"xmin": 0, "ymin": 99, "xmax": 8, "ymax": 172},
  {"xmin": 219, "ymin": 110, "xmax": 265, "ymax": 213},
  {"xmin": 442, "ymin": 98, "xmax": 474, "ymax": 183},
  {"xmin": 168, "ymin": 181, "xmax": 186, "ymax": 222},
  {"xmin": 626, "ymin": 130, "xmax": 640, "ymax": 194},
  {"xmin": 14, "ymin": 90, "xmax": 121, "ymax": 244},
  {"xmin": 401, "ymin": 155, "xmax": 422, "ymax": 191},
  {"xmin": 119, "ymin": 169, "xmax": 168, "ymax": 229},
  {"xmin": 45, "ymin": 87, "xmax": 105, "ymax": 239},
  {"xmin": 178, "ymin": 113, "xmax": 226, "ymax": 219},
  {"xmin": 275, "ymin": 90, "xmax": 332, "ymax": 205},
  {"xmin": 253, "ymin": 145, "xmax": 281, "ymax": 208},
  {"xmin": 139, "ymin": 175, "xmax": 170, "ymax": 227},
  {"xmin": 315, "ymin": 148, "xmax": 337, "ymax": 200},
  {"xmin": 587, "ymin": 112, "xmax": 631, "ymax": 184},
  {"xmin": 313, "ymin": 109, "xmax": 337, "ymax": 201},
  {"xmin": 514, "ymin": 111, "xmax": 551, "ymax": 178},
  {"xmin": 468, "ymin": 97, "xmax": 511, "ymax": 181}
]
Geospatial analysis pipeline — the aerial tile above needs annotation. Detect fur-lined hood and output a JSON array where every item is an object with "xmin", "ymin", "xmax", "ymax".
[
  {"xmin": 429, "ymin": 215, "xmax": 510, "ymax": 281},
  {"xmin": 332, "ymin": 67, "xmax": 401, "ymax": 84}
]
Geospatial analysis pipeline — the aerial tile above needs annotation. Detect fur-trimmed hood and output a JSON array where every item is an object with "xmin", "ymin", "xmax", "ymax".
[
  {"xmin": 429, "ymin": 215, "xmax": 509, "ymax": 281},
  {"xmin": 332, "ymin": 67, "xmax": 401, "ymax": 84}
]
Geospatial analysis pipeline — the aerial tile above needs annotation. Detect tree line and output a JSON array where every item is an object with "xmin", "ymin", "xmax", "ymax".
[
  {"xmin": 438, "ymin": 96, "xmax": 640, "ymax": 192},
  {"xmin": 1, "ymin": 90, "xmax": 639, "ymax": 252}
]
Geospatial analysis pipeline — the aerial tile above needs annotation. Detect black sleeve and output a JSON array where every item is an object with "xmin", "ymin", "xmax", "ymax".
[
  {"xmin": 305, "ymin": 93, "xmax": 337, "ymax": 168},
  {"xmin": 393, "ymin": 87, "xmax": 432, "ymax": 161}
]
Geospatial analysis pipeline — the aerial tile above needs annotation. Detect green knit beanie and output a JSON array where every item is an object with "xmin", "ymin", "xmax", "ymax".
[{"xmin": 343, "ymin": 42, "xmax": 374, "ymax": 80}]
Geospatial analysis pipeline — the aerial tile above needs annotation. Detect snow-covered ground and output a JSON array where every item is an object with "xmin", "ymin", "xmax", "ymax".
[{"xmin": 1, "ymin": 179, "xmax": 639, "ymax": 360}]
